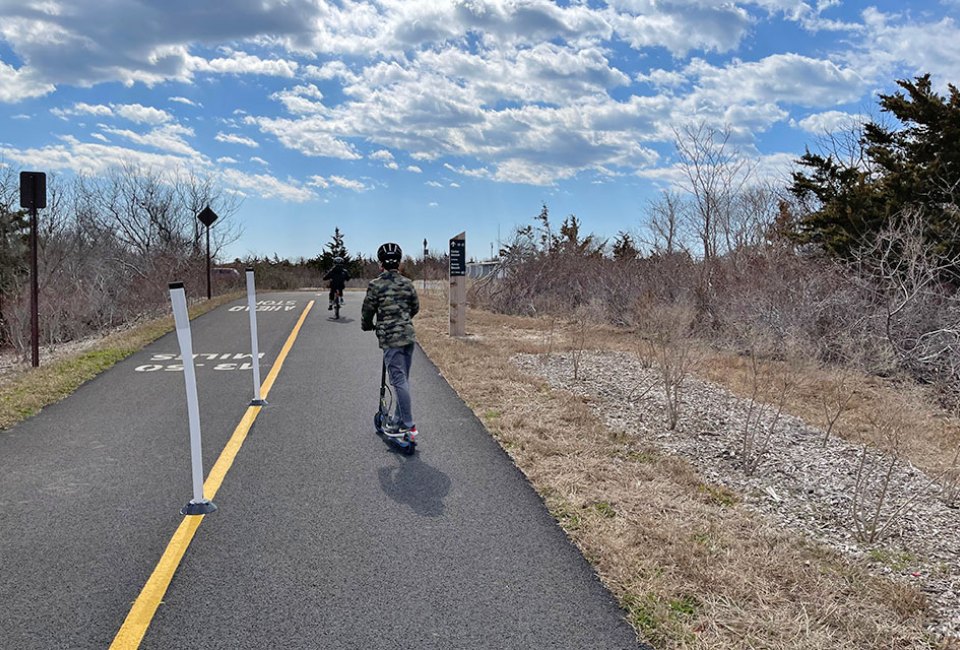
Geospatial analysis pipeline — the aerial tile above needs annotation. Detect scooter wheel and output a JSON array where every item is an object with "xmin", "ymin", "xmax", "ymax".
[{"xmin": 373, "ymin": 412, "xmax": 383, "ymax": 434}]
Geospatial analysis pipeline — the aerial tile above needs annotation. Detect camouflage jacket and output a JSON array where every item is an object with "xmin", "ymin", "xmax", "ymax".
[{"xmin": 361, "ymin": 270, "xmax": 420, "ymax": 348}]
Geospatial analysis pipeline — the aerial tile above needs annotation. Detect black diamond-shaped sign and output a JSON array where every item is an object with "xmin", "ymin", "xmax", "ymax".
[{"xmin": 197, "ymin": 206, "xmax": 219, "ymax": 227}]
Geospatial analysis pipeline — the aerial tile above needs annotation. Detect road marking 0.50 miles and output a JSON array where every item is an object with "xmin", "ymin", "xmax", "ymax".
[{"xmin": 110, "ymin": 300, "xmax": 314, "ymax": 649}]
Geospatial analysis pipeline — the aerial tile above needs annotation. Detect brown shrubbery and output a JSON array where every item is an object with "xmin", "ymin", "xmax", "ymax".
[
  {"xmin": 0, "ymin": 164, "xmax": 242, "ymax": 360},
  {"xmin": 476, "ymin": 216, "xmax": 960, "ymax": 404}
]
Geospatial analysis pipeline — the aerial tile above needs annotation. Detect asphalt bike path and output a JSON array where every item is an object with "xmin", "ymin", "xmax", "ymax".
[
  {"xmin": 0, "ymin": 292, "xmax": 306, "ymax": 649},
  {"xmin": 1, "ymin": 291, "xmax": 646, "ymax": 649}
]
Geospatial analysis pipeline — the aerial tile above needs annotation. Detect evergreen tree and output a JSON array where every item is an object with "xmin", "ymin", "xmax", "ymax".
[
  {"xmin": 313, "ymin": 226, "xmax": 356, "ymax": 273},
  {"xmin": 790, "ymin": 74, "xmax": 960, "ymax": 260},
  {"xmin": 0, "ymin": 206, "xmax": 31, "ymax": 341},
  {"xmin": 612, "ymin": 231, "xmax": 640, "ymax": 260}
]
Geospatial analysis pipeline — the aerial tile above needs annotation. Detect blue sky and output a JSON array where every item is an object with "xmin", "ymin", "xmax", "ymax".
[{"xmin": 1, "ymin": 0, "xmax": 959, "ymax": 263}]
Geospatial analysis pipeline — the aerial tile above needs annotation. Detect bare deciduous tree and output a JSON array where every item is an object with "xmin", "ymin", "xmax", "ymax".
[{"xmin": 673, "ymin": 122, "xmax": 754, "ymax": 263}]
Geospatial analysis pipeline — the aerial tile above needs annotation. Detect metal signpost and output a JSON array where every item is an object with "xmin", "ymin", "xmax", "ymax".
[
  {"xmin": 423, "ymin": 238, "xmax": 428, "ymax": 292},
  {"xmin": 449, "ymin": 232, "xmax": 466, "ymax": 337},
  {"xmin": 19, "ymin": 171, "xmax": 45, "ymax": 368},
  {"xmin": 197, "ymin": 206, "xmax": 219, "ymax": 299}
]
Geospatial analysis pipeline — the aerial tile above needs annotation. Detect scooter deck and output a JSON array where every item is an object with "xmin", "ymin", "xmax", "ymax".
[{"xmin": 374, "ymin": 411, "xmax": 416, "ymax": 454}]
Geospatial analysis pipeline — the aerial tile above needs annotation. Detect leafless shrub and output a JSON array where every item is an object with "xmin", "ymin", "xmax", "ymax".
[
  {"xmin": 570, "ymin": 301, "xmax": 604, "ymax": 380},
  {"xmin": 849, "ymin": 208, "xmax": 960, "ymax": 385},
  {"xmin": 636, "ymin": 301, "xmax": 698, "ymax": 430},
  {"xmin": 819, "ymin": 367, "xmax": 856, "ymax": 447},
  {"xmin": 939, "ymin": 444, "xmax": 960, "ymax": 509},
  {"xmin": 738, "ymin": 339, "xmax": 796, "ymax": 476},
  {"xmin": 849, "ymin": 400, "xmax": 936, "ymax": 543}
]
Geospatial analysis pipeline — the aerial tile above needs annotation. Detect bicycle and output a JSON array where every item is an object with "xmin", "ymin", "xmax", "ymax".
[{"xmin": 332, "ymin": 289, "xmax": 343, "ymax": 319}]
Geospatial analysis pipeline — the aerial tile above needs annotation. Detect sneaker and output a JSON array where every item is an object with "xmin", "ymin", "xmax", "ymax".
[
  {"xmin": 382, "ymin": 419, "xmax": 402, "ymax": 437},
  {"xmin": 401, "ymin": 426, "xmax": 418, "ymax": 443}
]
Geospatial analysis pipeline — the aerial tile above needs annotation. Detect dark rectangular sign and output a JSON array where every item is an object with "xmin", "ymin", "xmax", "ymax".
[
  {"xmin": 19, "ymin": 171, "xmax": 46, "ymax": 210},
  {"xmin": 449, "ymin": 237, "xmax": 466, "ymax": 277}
]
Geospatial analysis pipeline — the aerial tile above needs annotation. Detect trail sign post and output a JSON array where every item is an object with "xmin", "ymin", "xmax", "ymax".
[
  {"xmin": 449, "ymin": 232, "xmax": 466, "ymax": 337},
  {"xmin": 19, "ymin": 171, "xmax": 45, "ymax": 368},
  {"xmin": 197, "ymin": 206, "xmax": 219, "ymax": 299},
  {"xmin": 423, "ymin": 238, "xmax": 428, "ymax": 292}
]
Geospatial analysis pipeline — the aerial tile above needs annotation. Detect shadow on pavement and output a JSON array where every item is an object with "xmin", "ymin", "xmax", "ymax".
[{"xmin": 378, "ymin": 455, "xmax": 451, "ymax": 517}]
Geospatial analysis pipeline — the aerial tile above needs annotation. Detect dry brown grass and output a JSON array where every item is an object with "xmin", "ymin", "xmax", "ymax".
[{"xmin": 417, "ymin": 290, "xmax": 940, "ymax": 649}]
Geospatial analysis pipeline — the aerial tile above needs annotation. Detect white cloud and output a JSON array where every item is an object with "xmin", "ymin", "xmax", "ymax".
[
  {"xmin": 0, "ymin": 136, "xmax": 196, "ymax": 177},
  {"xmin": 5, "ymin": 0, "xmax": 959, "ymax": 190},
  {"xmin": 0, "ymin": 136, "xmax": 313, "ymax": 203},
  {"xmin": 215, "ymin": 132, "xmax": 260, "ymax": 148},
  {"xmin": 444, "ymin": 163, "xmax": 491, "ymax": 179},
  {"xmin": 0, "ymin": 2, "xmax": 320, "ymax": 86},
  {"xmin": 850, "ymin": 9, "xmax": 960, "ymax": 86},
  {"xmin": 220, "ymin": 168, "xmax": 314, "ymax": 202},
  {"xmin": 425, "ymin": 180, "xmax": 442, "ymax": 187},
  {"xmin": 328, "ymin": 175, "xmax": 366, "ymax": 191},
  {"xmin": 686, "ymin": 53, "xmax": 867, "ymax": 109},
  {"xmin": 90, "ymin": 132, "xmax": 109, "ymax": 142},
  {"xmin": 217, "ymin": 156, "xmax": 238, "ymax": 164},
  {"xmin": 0, "ymin": 59, "xmax": 55, "ymax": 103},
  {"xmin": 370, "ymin": 149, "xmax": 399, "ymax": 169},
  {"xmin": 607, "ymin": 1, "xmax": 752, "ymax": 55},
  {"xmin": 253, "ymin": 116, "xmax": 361, "ymax": 160},
  {"xmin": 52, "ymin": 102, "xmax": 111, "ymax": 120},
  {"xmin": 636, "ymin": 68, "xmax": 687, "ymax": 89},
  {"xmin": 796, "ymin": 110, "xmax": 862, "ymax": 134},
  {"xmin": 169, "ymin": 96, "xmax": 200, "ymax": 107},
  {"xmin": 100, "ymin": 124, "xmax": 197, "ymax": 156},
  {"xmin": 308, "ymin": 174, "xmax": 367, "ymax": 191},
  {"xmin": 270, "ymin": 84, "xmax": 327, "ymax": 115},
  {"xmin": 52, "ymin": 102, "xmax": 172, "ymax": 124},
  {"xmin": 189, "ymin": 52, "xmax": 299, "ymax": 78},
  {"xmin": 249, "ymin": 156, "xmax": 269, "ymax": 166},
  {"xmin": 113, "ymin": 104, "xmax": 173, "ymax": 125}
]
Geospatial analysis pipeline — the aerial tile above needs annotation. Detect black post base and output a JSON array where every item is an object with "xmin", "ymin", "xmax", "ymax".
[{"xmin": 181, "ymin": 499, "xmax": 217, "ymax": 516}]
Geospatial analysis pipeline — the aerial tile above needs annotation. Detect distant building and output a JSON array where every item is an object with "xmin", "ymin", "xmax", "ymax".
[{"xmin": 466, "ymin": 260, "xmax": 503, "ymax": 279}]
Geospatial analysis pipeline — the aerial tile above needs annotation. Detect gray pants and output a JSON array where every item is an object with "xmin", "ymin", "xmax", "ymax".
[{"xmin": 384, "ymin": 343, "xmax": 415, "ymax": 429}]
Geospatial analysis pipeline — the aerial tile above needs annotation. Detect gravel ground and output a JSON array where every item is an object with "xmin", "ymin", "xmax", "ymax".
[{"xmin": 515, "ymin": 350, "xmax": 960, "ymax": 642}]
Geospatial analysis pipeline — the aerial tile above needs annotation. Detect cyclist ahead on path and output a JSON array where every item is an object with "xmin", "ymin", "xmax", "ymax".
[
  {"xmin": 323, "ymin": 257, "xmax": 350, "ymax": 310},
  {"xmin": 361, "ymin": 242, "xmax": 420, "ymax": 441}
]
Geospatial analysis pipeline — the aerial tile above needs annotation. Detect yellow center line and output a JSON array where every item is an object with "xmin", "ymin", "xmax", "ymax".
[{"xmin": 110, "ymin": 300, "xmax": 314, "ymax": 649}]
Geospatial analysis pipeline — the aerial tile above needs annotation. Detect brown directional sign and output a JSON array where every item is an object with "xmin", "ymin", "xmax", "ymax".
[
  {"xmin": 19, "ymin": 171, "xmax": 46, "ymax": 210},
  {"xmin": 197, "ymin": 206, "xmax": 219, "ymax": 227}
]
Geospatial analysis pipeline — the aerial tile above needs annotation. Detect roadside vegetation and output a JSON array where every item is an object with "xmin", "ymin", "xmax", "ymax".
[
  {"xmin": 416, "ymin": 291, "xmax": 933, "ymax": 648},
  {"xmin": 422, "ymin": 74, "xmax": 960, "ymax": 647}
]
